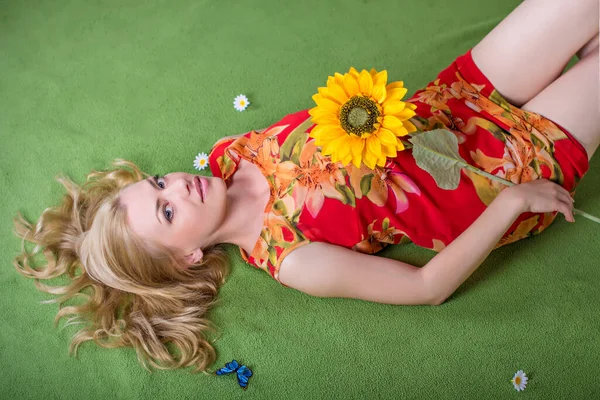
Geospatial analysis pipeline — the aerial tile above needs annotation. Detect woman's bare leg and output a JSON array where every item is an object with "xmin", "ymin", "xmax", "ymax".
[
  {"xmin": 522, "ymin": 48, "xmax": 599, "ymax": 160},
  {"xmin": 577, "ymin": 34, "xmax": 599, "ymax": 60},
  {"xmin": 471, "ymin": 0, "xmax": 599, "ymax": 107}
]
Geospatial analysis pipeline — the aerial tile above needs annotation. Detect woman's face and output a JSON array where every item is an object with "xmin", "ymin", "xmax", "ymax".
[{"xmin": 119, "ymin": 172, "xmax": 227, "ymax": 262}]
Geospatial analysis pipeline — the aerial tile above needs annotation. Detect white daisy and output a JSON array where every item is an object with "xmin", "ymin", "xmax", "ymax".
[
  {"xmin": 233, "ymin": 94, "xmax": 250, "ymax": 112},
  {"xmin": 193, "ymin": 152, "xmax": 209, "ymax": 171},
  {"xmin": 511, "ymin": 370, "xmax": 528, "ymax": 391}
]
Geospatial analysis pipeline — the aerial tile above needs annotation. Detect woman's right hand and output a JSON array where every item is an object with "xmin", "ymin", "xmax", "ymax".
[{"xmin": 500, "ymin": 179, "xmax": 575, "ymax": 222}]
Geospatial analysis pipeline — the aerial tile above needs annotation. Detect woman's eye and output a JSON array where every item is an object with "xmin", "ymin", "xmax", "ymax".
[
  {"xmin": 157, "ymin": 177, "xmax": 166, "ymax": 189},
  {"xmin": 164, "ymin": 203, "xmax": 173, "ymax": 222}
]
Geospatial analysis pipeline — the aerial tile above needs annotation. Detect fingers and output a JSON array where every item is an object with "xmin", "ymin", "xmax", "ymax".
[
  {"xmin": 521, "ymin": 180, "xmax": 576, "ymax": 222},
  {"xmin": 546, "ymin": 180, "xmax": 575, "ymax": 222},
  {"xmin": 555, "ymin": 198, "xmax": 575, "ymax": 222},
  {"xmin": 557, "ymin": 192, "xmax": 574, "ymax": 208}
]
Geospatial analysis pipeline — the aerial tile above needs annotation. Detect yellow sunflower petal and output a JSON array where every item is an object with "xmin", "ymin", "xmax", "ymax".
[
  {"xmin": 329, "ymin": 149, "xmax": 344, "ymax": 163},
  {"xmin": 376, "ymin": 154, "xmax": 387, "ymax": 167},
  {"xmin": 311, "ymin": 124, "xmax": 344, "ymax": 141},
  {"xmin": 334, "ymin": 72, "xmax": 345, "ymax": 87},
  {"xmin": 329, "ymin": 139, "xmax": 349, "ymax": 162},
  {"xmin": 382, "ymin": 99, "xmax": 404, "ymax": 109},
  {"xmin": 358, "ymin": 70, "xmax": 374, "ymax": 96},
  {"xmin": 309, "ymin": 106, "xmax": 337, "ymax": 121},
  {"xmin": 333, "ymin": 138, "xmax": 352, "ymax": 161},
  {"xmin": 366, "ymin": 135, "xmax": 382, "ymax": 158},
  {"xmin": 383, "ymin": 101, "xmax": 406, "ymax": 115},
  {"xmin": 348, "ymin": 67, "xmax": 360, "ymax": 79},
  {"xmin": 317, "ymin": 88, "xmax": 345, "ymax": 106},
  {"xmin": 376, "ymin": 128, "xmax": 397, "ymax": 146},
  {"xmin": 308, "ymin": 123, "xmax": 325, "ymax": 139},
  {"xmin": 388, "ymin": 125, "xmax": 409, "ymax": 137},
  {"xmin": 342, "ymin": 153, "xmax": 353, "ymax": 166},
  {"xmin": 312, "ymin": 94, "xmax": 341, "ymax": 114},
  {"xmin": 382, "ymin": 115, "xmax": 402, "ymax": 129},
  {"xmin": 326, "ymin": 83, "xmax": 349, "ymax": 104},
  {"xmin": 406, "ymin": 102, "xmax": 417, "ymax": 110},
  {"xmin": 343, "ymin": 73, "xmax": 360, "ymax": 97},
  {"xmin": 394, "ymin": 107, "xmax": 416, "ymax": 120},
  {"xmin": 386, "ymin": 81, "xmax": 405, "ymax": 90},
  {"xmin": 403, "ymin": 119, "xmax": 417, "ymax": 133},
  {"xmin": 311, "ymin": 114, "xmax": 340, "ymax": 126},
  {"xmin": 386, "ymin": 87, "xmax": 409, "ymax": 102},
  {"xmin": 350, "ymin": 137, "xmax": 365, "ymax": 168},
  {"xmin": 320, "ymin": 127, "xmax": 347, "ymax": 141},
  {"xmin": 363, "ymin": 151, "xmax": 377, "ymax": 170},
  {"xmin": 322, "ymin": 134, "xmax": 351, "ymax": 156},
  {"xmin": 372, "ymin": 70, "xmax": 387, "ymax": 87},
  {"xmin": 396, "ymin": 140, "xmax": 406, "ymax": 151},
  {"xmin": 382, "ymin": 144, "xmax": 398, "ymax": 158},
  {"xmin": 316, "ymin": 131, "xmax": 346, "ymax": 147},
  {"xmin": 372, "ymin": 81, "xmax": 387, "ymax": 104}
]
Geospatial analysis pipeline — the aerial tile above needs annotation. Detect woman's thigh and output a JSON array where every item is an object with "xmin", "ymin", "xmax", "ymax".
[
  {"xmin": 522, "ymin": 49, "xmax": 600, "ymax": 161},
  {"xmin": 471, "ymin": 0, "xmax": 599, "ymax": 107}
]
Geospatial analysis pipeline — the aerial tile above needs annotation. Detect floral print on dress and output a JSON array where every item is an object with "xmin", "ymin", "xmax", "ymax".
[
  {"xmin": 209, "ymin": 49, "xmax": 589, "ymax": 284},
  {"xmin": 348, "ymin": 164, "xmax": 421, "ymax": 214},
  {"xmin": 210, "ymin": 115, "xmax": 424, "ymax": 281},
  {"xmin": 353, "ymin": 218, "xmax": 411, "ymax": 254}
]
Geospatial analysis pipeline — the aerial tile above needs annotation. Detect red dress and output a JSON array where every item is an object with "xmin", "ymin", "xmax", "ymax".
[{"xmin": 208, "ymin": 49, "xmax": 589, "ymax": 284}]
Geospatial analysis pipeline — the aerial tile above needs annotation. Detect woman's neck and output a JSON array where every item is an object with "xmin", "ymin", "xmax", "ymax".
[{"xmin": 211, "ymin": 160, "xmax": 271, "ymax": 255}]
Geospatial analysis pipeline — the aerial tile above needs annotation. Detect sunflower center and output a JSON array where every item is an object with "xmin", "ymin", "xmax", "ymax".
[
  {"xmin": 339, "ymin": 95, "xmax": 380, "ymax": 136},
  {"xmin": 348, "ymin": 107, "xmax": 368, "ymax": 128}
]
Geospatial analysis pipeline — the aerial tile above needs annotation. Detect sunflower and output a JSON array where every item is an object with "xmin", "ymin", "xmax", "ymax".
[{"xmin": 309, "ymin": 67, "xmax": 418, "ymax": 169}]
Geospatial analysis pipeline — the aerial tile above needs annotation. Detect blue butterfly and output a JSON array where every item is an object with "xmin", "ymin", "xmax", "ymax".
[{"xmin": 215, "ymin": 360, "xmax": 253, "ymax": 390}]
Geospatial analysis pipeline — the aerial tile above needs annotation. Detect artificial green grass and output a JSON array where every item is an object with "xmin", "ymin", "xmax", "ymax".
[{"xmin": 1, "ymin": 0, "xmax": 599, "ymax": 398}]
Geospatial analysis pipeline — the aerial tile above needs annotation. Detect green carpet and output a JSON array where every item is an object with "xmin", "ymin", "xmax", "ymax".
[{"xmin": 2, "ymin": 0, "xmax": 599, "ymax": 398}]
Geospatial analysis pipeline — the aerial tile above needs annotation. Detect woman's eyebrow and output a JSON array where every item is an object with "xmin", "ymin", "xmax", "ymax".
[{"xmin": 146, "ymin": 178, "xmax": 162, "ymax": 225}]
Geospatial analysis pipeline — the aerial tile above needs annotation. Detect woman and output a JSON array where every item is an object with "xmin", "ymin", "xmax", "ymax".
[{"xmin": 14, "ymin": 0, "xmax": 599, "ymax": 373}]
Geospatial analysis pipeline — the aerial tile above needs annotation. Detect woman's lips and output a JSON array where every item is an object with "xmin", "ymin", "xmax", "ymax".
[
  {"xmin": 200, "ymin": 177, "xmax": 208, "ymax": 201},
  {"xmin": 194, "ymin": 176, "xmax": 204, "ymax": 202}
]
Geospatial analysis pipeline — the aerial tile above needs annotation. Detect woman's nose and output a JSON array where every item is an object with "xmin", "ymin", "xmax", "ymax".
[{"xmin": 170, "ymin": 177, "xmax": 190, "ymax": 197}]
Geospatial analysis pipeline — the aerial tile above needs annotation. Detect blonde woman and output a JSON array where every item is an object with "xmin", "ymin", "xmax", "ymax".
[{"xmin": 14, "ymin": 0, "xmax": 599, "ymax": 373}]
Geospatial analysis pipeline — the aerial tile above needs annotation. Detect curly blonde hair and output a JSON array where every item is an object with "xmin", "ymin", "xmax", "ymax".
[{"xmin": 13, "ymin": 159, "xmax": 229, "ymax": 372}]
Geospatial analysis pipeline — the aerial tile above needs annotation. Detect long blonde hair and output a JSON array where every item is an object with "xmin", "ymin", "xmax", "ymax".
[{"xmin": 13, "ymin": 159, "xmax": 229, "ymax": 372}]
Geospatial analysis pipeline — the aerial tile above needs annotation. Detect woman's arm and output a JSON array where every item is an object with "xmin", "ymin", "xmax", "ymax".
[
  {"xmin": 421, "ymin": 189, "xmax": 525, "ymax": 304},
  {"xmin": 279, "ymin": 180, "xmax": 575, "ymax": 305}
]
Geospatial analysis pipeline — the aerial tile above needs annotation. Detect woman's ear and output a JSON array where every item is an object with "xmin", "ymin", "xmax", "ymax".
[{"xmin": 184, "ymin": 248, "xmax": 204, "ymax": 265}]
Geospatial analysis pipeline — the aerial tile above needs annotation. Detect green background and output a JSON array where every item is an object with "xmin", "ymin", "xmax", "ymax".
[{"xmin": 1, "ymin": 0, "xmax": 598, "ymax": 398}]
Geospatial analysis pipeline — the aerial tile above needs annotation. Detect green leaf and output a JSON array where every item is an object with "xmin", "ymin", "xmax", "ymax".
[
  {"xmin": 291, "ymin": 208, "xmax": 302, "ymax": 224},
  {"xmin": 382, "ymin": 218, "xmax": 389, "ymax": 231},
  {"xmin": 268, "ymin": 247, "xmax": 278, "ymax": 265},
  {"xmin": 464, "ymin": 169, "xmax": 500, "ymax": 206},
  {"xmin": 489, "ymin": 90, "xmax": 513, "ymax": 112},
  {"xmin": 279, "ymin": 118, "xmax": 313, "ymax": 164},
  {"xmin": 410, "ymin": 129, "xmax": 600, "ymax": 225},
  {"xmin": 409, "ymin": 128, "xmax": 468, "ymax": 190},
  {"xmin": 272, "ymin": 200, "xmax": 288, "ymax": 216},
  {"xmin": 399, "ymin": 235, "xmax": 412, "ymax": 244},
  {"xmin": 360, "ymin": 174, "xmax": 373, "ymax": 196},
  {"xmin": 335, "ymin": 182, "xmax": 356, "ymax": 207},
  {"xmin": 280, "ymin": 132, "xmax": 306, "ymax": 164}
]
